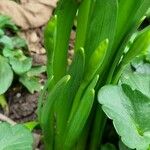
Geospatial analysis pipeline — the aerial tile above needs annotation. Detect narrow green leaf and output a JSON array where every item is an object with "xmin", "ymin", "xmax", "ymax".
[
  {"xmin": 64, "ymin": 89, "xmax": 95, "ymax": 149},
  {"xmin": 64, "ymin": 75, "xmax": 99, "ymax": 149},
  {"xmin": 114, "ymin": 0, "xmax": 150, "ymax": 49},
  {"xmin": 84, "ymin": 39, "xmax": 108, "ymax": 82},
  {"xmin": 121, "ymin": 26, "xmax": 150, "ymax": 65},
  {"xmin": 84, "ymin": 0, "xmax": 117, "ymax": 68},
  {"xmin": 37, "ymin": 76, "xmax": 53, "ymax": 121},
  {"xmin": 53, "ymin": 0, "xmax": 79, "ymax": 82},
  {"xmin": 44, "ymin": 16, "xmax": 57, "ymax": 78},
  {"xmin": 0, "ymin": 94, "xmax": 8, "ymax": 113},
  {"xmin": 69, "ymin": 40, "xmax": 108, "ymax": 121},
  {"xmin": 40, "ymin": 75, "xmax": 70, "ymax": 150},
  {"xmin": 67, "ymin": 47, "xmax": 85, "ymax": 103},
  {"xmin": 53, "ymin": 48, "xmax": 85, "ymax": 149},
  {"xmin": 87, "ymin": 1, "xmax": 118, "ymax": 149},
  {"xmin": 107, "ymin": 0, "xmax": 150, "ymax": 83},
  {"xmin": 74, "ymin": 0, "xmax": 92, "ymax": 50}
]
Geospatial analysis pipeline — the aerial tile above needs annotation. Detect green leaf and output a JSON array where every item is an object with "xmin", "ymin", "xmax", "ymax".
[
  {"xmin": 3, "ymin": 48, "xmax": 16, "ymax": 57},
  {"xmin": 84, "ymin": 0, "xmax": 117, "ymax": 68},
  {"xmin": 0, "ymin": 36, "xmax": 13, "ymax": 49},
  {"xmin": 0, "ymin": 122, "xmax": 33, "ymax": 150},
  {"xmin": 0, "ymin": 15, "xmax": 18, "ymax": 31},
  {"xmin": 44, "ymin": 16, "xmax": 57, "ymax": 78},
  {"xmin": 0, "ymin": 95, "xmax": 9, "ymax": 113},
  {"xmin": 114, "ymin": 0, "xmax": 150, "ymax": 49},
  {"xmin": 0, "ymin": 55, "xmax": 13, "ymax": 94},
  {"xmin": 37, "ymin": 76, "xmax": 54, "ymax": 121},
  {"xmin": 40, "ymin": 75, "xmax": 70, "ymax": 150},
  {"xmin": 68, "ymin": 39, "xmax": 108, "ymax": 123},
  {"xmin": 130, "ymin": 54, "xmax": 150, "ymax": 74},
  {"xmin": 98, "ymin": 84, "xmax": 150, "ymax": 150},
  {"xmin": 24, "ymin": 121, "xmax": 39, "ymax": 131},
  {"xmin": 11, "ymin": 36, "xmax": 27, "ymax": 49},
  {"xmin": 52, "ymin": 48, "xmax": 85, "ymax": 147},
  {"xmin": 10, "ymin": 57, "xmax": 32, "ymax": 75},
  {"xmin": 101, "ymin": 143, "xmax": 117, "ymax": 150},
  {"xmin": 74, "ymin": 0, "xmax": 92, "ymax": 50},
  {"xmin": 53, "ymin": 0, "xmax": 79, "ymax": 82},
  {"xmin": 19, "ymin": 75, "xmax": 42, "ymax": 94},
  {"xmin": 67, "ymin": 47, "xmax": 85, "ymax": 104},
  {"xmin": 107, "ymin": 0, "xmax": 150, "ymax": 83},
  {"xmin": 120, "ymin": 72, "xmax": 150, "ymax": 98},
  {"xmin": 0, "ymin": 29, "xmax": 4, "ymax": 37},
  {"xmin": 64, "ymin": 75, "xmax": 99, "ymax": 149},
  {"xmin": 8, "ymin": 50, "xmax": 32, "ymax": 75},
  {"xmin": 27, "ymin": 66, "xmax": 46, "ymax": 77},
  {"xmin": 121, "ymin": 26, "xmax": 150, "ymax": 66},
  {"xmin": 19, "ymin": 66, "xmax": 46, "ymax": 93},
  {"xmin": 84, "ymin": 39, "xmax": 108, "ymax": 81},
  {"xmin": 146, "ymin": 8, "xmax": 150, "ymax": 18}
]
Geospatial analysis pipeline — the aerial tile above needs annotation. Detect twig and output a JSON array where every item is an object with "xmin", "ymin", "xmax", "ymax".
[{"xmin": 0, "ymin": 113, "xmax": 16, "ymax": 125}]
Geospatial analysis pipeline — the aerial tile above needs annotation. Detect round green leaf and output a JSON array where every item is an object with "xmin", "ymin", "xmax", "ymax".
[
  {"xmin": 9, "ymin": 56, "xmax": 32, "ymax": 75},
  {"xmin": 0, "ymin": 122, "xmax": 33, "ymax": 150},
  {"xmin": 120, "ymin": 72, "xmax": 150, "ymax": 98},
  {"xmin": 0, "ymin": 55, "xmax": 13, "ymax": 94},
  {"xmin": 98, "ymin": 84, "xmax": 150, "ymax": 150}
]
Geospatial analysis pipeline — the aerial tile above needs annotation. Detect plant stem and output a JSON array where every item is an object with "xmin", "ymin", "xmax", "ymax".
[
  {"xmin": 0, "ymin": 94, "xmax": 9, "ymax": 115},
  {"xmin": 89, "ymin": 104, "xmax": 106, "ymax": 150}
]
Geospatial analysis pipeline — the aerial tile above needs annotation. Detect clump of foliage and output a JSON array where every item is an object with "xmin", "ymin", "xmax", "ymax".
[
  {"xmin": 0, "ymin": 15, "xmax": 46, "ymax": 94},
  {"xmin": 38, "ymin": 0, "xmax": 150, "ymax": 150}
]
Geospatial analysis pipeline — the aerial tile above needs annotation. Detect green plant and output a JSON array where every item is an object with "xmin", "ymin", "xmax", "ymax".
[
  {"xmin": 0, "ymin": 15, "xmax": 46, "ymax": 95},
  {"xmin": 38, "ymin": 0, "xmax": 150, "ymax": 150}
]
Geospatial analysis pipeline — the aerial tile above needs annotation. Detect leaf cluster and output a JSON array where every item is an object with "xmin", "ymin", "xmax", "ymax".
[{"xmin": 0, "ymin": 15, "xmax": 46, "ymax": 94}]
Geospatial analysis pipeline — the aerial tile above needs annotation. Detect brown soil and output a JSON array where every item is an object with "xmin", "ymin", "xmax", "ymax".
[{"xmin": 8, "ymin": 91, "xmax": 39, "ymax": 123}]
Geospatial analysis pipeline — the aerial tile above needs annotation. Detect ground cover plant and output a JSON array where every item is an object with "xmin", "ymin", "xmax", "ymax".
[
  {"xmin": 0, "ymin": 15, "xmax": 46, "ymax": 95},
  {"xmin": 38, "ymin": 0, "xmax": 150, "ymax": 150},
  {"xmin": 0, "ymin": 15, "xmax": 46, "ymax": 112}
]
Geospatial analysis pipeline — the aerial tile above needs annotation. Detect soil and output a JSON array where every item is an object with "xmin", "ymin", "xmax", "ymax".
[
  {"xmin": 7, "ymin": 90, "xmax": 39, "ymax": 123},
  {"xmin": 4, "ymin": 44, "xmax": 47, "ymax": 123}
]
